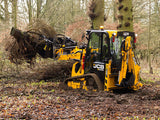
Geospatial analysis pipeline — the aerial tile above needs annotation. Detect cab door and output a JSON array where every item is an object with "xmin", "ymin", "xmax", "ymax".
[{"xmin": 85, "ymin": 31, "xmax": 110, "ymax": 81}]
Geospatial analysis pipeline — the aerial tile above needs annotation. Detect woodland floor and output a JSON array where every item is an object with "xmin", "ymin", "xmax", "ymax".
[{"xmin": 0, "ymin": 60, "xmax": 160, "ymax": 120}]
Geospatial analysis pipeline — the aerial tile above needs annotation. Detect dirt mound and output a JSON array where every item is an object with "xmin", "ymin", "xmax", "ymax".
[{"xmin": 31, "ymin": 60, "xmax": 74, "ymax": 81}]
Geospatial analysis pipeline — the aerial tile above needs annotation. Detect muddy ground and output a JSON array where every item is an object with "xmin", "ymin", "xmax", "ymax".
[
  {"xmin": 0, "ymin": 56, "xmax": 159, "ymax": 119},
  {"xmin": 0, "ymin": 72, "xmax": 160, "ymax": 120}
]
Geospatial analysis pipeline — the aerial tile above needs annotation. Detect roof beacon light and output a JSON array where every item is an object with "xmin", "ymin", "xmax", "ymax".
[{"xmin": 100, "ymin": 26, "xmax": 104, "ymax": 30}]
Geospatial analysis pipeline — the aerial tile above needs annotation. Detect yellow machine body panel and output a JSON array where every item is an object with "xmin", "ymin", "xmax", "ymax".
[{"xmin": 55, "ymin": 46, "xmax": 83, "ymax": 60}]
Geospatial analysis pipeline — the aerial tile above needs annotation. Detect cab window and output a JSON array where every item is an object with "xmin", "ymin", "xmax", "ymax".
[
  {"xmin": 89, "ymin": 32, "xmax": 101, "ymax": 53},
  {"xmin": 110, "ymin": 36, "xmax": 122, "ymax": 59}
]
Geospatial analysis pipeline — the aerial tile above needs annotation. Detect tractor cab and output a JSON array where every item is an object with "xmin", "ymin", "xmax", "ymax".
[
  {"xmin": 84, "ymin": 28, "xmax": 118, "ymax": 81},
  {"xmin": 86, "ymin": 29, "xmax": 113, "ymax": 62},
  {"xmin": 85, "ymin": 29, "xmax": 137, "ymax": 69},
  {"xmin": 84, "ymin": 28, "xmax": 138, "ymax": 88}
]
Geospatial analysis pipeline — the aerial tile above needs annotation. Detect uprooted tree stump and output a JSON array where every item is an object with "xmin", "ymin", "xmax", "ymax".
[
  {"xmin": 10, "ymin": 27, "xmax": 54, "ymax": 61},
  {"xmin": 5, "ymin": 20, "xmax": 77, "ymax": 64},
  {"xmin": 5, "ymin": 20, "xmax": 57, "ymax": 64}
]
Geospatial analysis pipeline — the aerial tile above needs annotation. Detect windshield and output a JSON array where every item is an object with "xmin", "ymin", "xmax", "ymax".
[
  {"xmin": 110, "ymin": 36, "xmax": 122, "ymax": 59},
  {"xmin": 89, "ymin": 32, "xmax": 101, "ymax": 52},
  {"xmin": 88, "ymin": 32, "xmax": 110, "ymax": 61}
]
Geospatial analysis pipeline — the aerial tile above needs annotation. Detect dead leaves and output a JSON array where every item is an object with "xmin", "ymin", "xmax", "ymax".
[{"xmin": 0, "ymin": 80, "xmax": 160, "ymax": 119}]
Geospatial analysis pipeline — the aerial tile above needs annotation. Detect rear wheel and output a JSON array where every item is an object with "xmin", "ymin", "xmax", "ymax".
[{"xmin": 86, "ymin": 75, "xmax": 103, "ymax": 91}]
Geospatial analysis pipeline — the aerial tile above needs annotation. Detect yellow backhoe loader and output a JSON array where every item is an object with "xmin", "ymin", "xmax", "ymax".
[
  {"xmin": 10, "ymin": 26, "xmax": 142, "ymax": 91},
  {"xmin": 54, "ymin": 27, "xmax": 142, "ymax": 91}
]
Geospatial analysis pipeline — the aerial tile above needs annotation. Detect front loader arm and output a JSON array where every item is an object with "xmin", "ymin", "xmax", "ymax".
[{"xmin": 55, "ymin": 46, "xmax": 84, "ymax": 61}]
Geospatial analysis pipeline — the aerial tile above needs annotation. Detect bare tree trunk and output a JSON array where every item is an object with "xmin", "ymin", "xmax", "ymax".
[
  {"xmin": 113, "ymin": 0, "xmax": 117, "ymax": 22},
  {"xmin": 27, "ymin": 0, "xmax": 32, "ymax": 24},
  {"xmin": 88, "ymin": 0, "xmax": 104, "ymax": 29},
  {"xmin": 148, "ymin": 0, "xmax": 153, "ymax": 74},
  {"xmin": 71, "ymin": 0, "xmax": 74, "ymax": 17},
  {"xmin": 4, "ymin": 0, "xmax": 9, "ymax": 22},
  {"xmin": 154, "ymin": 0, "xmax": 160, "ymax": 30},
  {"xmin": 0, "ymin": 1, "xmax": 2, "ymax": 23},
  {"xmin": 12, "ymin": 0, "xmax": 18, "ymax": 28},
  {"xmin": 117, "ymin": 0, "xmax": 133, "ymax": 32},
  {"xmin": 37, "ymin": 0, "xmax": 42, "ymax": 18},
  {"xmin": 154, "ymin": 0, "xmax": 160, "ymax": 18}
]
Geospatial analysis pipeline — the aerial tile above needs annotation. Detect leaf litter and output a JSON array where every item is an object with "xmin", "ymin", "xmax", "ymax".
[{"xmin": 0, "ymin": 76, "xmax": 160, "ymax": 119}]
